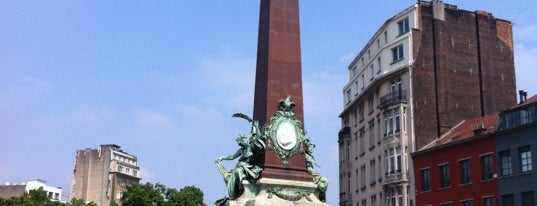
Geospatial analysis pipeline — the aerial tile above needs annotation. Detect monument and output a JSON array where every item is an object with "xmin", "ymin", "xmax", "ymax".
[{"xmin": 215, "ymin": 0, "xmax": 328, "ymax": 205}]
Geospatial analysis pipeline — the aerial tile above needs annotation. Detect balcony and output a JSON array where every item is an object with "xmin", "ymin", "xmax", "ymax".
[
  {"xmin": 379, "ymin": 90, "xmax": 407, "ymax": 108},
  {"xmin": 383, "ymin": 172, "xmax": 409, "ymax": 185}
]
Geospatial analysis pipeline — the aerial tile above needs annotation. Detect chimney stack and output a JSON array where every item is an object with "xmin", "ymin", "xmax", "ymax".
[{"xmin": 519, "ymin": 90, "xmax": 528, "ymax": 104}]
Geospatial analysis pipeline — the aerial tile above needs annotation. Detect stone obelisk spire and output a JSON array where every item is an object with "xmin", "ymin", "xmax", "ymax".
[{"xmin": 253, "ymin": 0, "xmax": 310, "ymax": 181}]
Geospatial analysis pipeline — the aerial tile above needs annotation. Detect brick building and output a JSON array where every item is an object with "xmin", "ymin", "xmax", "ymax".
[
  {"xmin": 71, "ymin": 144, "xmax": 140, "ymax": 206},
  {"xmin": 412, "ymin": 114, "xmax": 499, "ymax": 206},
  {"xmin": 338, "ymin": 1, "xmax": 516, "ymax": 205}
]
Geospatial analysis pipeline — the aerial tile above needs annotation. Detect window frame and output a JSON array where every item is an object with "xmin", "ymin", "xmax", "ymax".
[
  {"xmin": 391, "ymin": 44, "xmax": 404, "ymax": 63},
  {"xmin": 420, "ymin": 168, "xmax": 431, "ymax": 191},
  {"xmin": 398, "ymin": 17, "xmax": 410, "ymax": 36},
  {"xmin": 519, "ymin": 146, "xmax": 533, "ymax": 173},
  {"xmin": 499, "ymin": 150, "xmax": 512, "ymax": 176},
  {"xmin": 460, "ymin": 159, "xmax": 472, "ymax": 184},
  {"xmin": 440, "ymin": 164, "xmax": 450, "ymax": 188},
  {"xmin": 481, "ymin": 154, "xmax": 494, "ymax": 180}
]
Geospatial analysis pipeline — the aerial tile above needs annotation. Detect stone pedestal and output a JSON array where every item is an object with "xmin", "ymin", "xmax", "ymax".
[{"xmin": 226, "ymin": 178, "xmax": 328, "ymax": 206}]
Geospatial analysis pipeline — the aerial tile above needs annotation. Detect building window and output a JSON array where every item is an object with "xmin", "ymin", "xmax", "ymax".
[
  {"xmin": 345, "ymin": 141, "xmax": 350, "ymax": 161},
  {"xmin": 499, "ymin": 150, "xmax": 512, "ymax": 176},
  {"xmin": 391, "ymin": 45, "xmax": 404, "ymax": 63},
  {"xmin": 361, "ymin": 74, "xmax": 365, "ymax": 90},
  {"xmin": 521, "ymin": 191, "xmax": 534, "ymax": 206},
  {"xmin": 502, "ymin": 194, "xmax": 514, "ymax": 206},
  {"xmin": 519, "ymin": 146, "xmax": 533, "ymax": 172},
  {"xmin": 352, "ymin": 66, "xmax": 358, "ymax": 77},
  {"xmin": 396, "ymin": 147, "xmax": 402, "ymax": 172},
  {"xmin": 398, "ymin": 17, "xmax": 410, "ymax": 35},
  {"xmin": 460, "ymin": 159, "xmax": 471, "ymax": 184},
  {"xmin": 420, "ymin": 168, "xmax": 431, "ymax": 191},
  {"xmin": 499, "ymin": 106, "xmax": 537, "ymax": 130},
  {"xmin": 359, "ymin": 128, "xmax": 365, "ymax": 156},
  {"xmin": 370, "ymin": 65, "xmax": 374, "ymax": 81},
  {"xmin": 360, "ymin": 165, "xmax": 366, "ymax": 190},
  {"xmin": 462, "ymin": 200, "xmax": 473, "ymax": 206},
  {"xmin": 354, "ymin": 169, "xmax": 359, "ymax": 192},
  {"xmin": 376, "ymin": 39, "xmax": 381, "ymax": 49},
  {"xmin": 384, "ymin": 31, "xmax": 388, "ymax": 44},
  {"xmin": 378, "ymin": 155, "xmax": 383, "ymax": 181},
  {"xmin": 125, "ymin": 168, "xmax": 130, "ymax": 175},
  {"xmin": 370, "ymin": 159, "xmax": 376, "ymax": 184},
  {"xmin": 377, "ymin": 115, "xmax": 381, "ymax": 144},
  {"xmin": 359, "ymin": 105, "xmax": 364, "ymax": 122},
  {"xmin": 440, "ymin": 164, "xmax": 450, "ymax": 188},
  {"xmin": 117, "ymin": 165, "xmax": 123, "ymax": 173},
  {"xmin": 377, "ymin": 57, "xmax": 382, "ymax": 74},
  {"xmin": 441, "ymin": 203, "xmax": 452, "ymax": 206},
  {"xmin": 362, "ymin": 199, "xmax": 367, "ymax": 206},
  {"xmin": 385, "ymin": 187, "xmax": 403, "ymax": 206},
  {"xmin": 384, "ymin": 108, "xmax": 401, "ymax": 135},
  {"xmin": 368, "ymin": 93, "xmax": 374, "ymax": 113},
  {"xmin": 481, "ymin": 154, "xmax": 494, "ymax": 180},
  {"xmin": 346, "ymin": 89, "xmax": 352, "ymax": 103},
  {"xmin": 483, "ymin": 196, "xmax": 495, "ymax": 206},
  {"xmin": 371, "ymin": 195, "xmax": 377, "ymax": 206},
  {"xmin": 133, "ymin": 170, "xmax": 138, "ymax": 177},
  {"xmin": 388, "ymin": 149, "xmax": 395, "ymax": 173},
  {"xmin": 369, "ymin": 121, "xmax": 375, "ymax": 149}
]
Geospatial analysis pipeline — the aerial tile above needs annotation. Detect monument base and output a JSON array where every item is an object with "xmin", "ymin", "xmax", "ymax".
[{"xmin": 225, "ymin": 178, "xmax": 328, "ymax": 206}]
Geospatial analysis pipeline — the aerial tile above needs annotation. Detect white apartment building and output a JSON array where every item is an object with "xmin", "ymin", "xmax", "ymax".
[
  {"xmin": 0, "ymin": 179, "xmax": 63, "ymax": 201},
  {"xmin": 339, "ymin": 5, "xmax": 416, "ymax": 206},
  {"xmin": 338, "ymin": 1, "xmax": 516, "ymax": 206}
]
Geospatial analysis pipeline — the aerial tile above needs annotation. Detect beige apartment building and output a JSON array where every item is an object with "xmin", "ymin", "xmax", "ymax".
[
  {"xmin": 71, "ymin": 144, "xmax": 140, "ymax": 206},
  {"xmin": 338, "ymin": 1, "xmax": 516, "ymax": 206}
]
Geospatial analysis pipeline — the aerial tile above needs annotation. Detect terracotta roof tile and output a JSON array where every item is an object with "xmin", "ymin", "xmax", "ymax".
[{"xmin": 420, "ymin": 114, "xmax": 499, "ymax": 150}]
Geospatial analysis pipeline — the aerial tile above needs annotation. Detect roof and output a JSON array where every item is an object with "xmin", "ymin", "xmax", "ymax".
[
  {"xmin": 419, "ymin": 113, "xmax": 499, "ymax": 151},
  {"xmin": 510, "ymin": 94, "xmax": 537, "ymax": 109}
]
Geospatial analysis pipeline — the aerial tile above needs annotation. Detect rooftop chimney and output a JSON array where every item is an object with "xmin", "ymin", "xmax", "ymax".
[{"xmin": 519, "ymin": 90, "xmax": 528, "ymax": 104}]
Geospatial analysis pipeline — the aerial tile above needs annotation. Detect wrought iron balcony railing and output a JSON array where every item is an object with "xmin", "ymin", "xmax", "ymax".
[{"xmin": 379, "ymin": 90, "xmax": 407, "ymax": 108}]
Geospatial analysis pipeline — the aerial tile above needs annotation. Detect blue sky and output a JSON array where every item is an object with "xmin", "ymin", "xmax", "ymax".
[{"xmin": 1, "ymin": 1, "xmax": 535, "ymax": 205}]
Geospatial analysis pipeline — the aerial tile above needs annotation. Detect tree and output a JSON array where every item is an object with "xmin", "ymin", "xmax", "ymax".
[
  {"xmin": 121, "ymin": 182, "xmax": 165, "ymax": 206},
  {"xmin": 121, "ymin": 182, "xmax": 204, "ymax": 206},
  {"xmin": 168, "ymin": 186, "xmax": 204, "ymax": 206},
  {"xmin": 66, "ymin": 198, "xmax": 97, "ymax": 206},
  {"xmin": 0, "ymin": 187, "xmax": 96, "ymax": 206}
]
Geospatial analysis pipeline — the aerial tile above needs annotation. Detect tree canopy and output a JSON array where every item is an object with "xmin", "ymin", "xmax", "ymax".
[
  {"xmin": 121, "ymin": 182, "xmax": 204, "ymax": 206},
  {"xmin": 0, "ymin": 187, "xmax": 96, "ymax": 206},
  {"xmin": 0, "ymin": 183, "xmax": 204, "ymax": 206}
]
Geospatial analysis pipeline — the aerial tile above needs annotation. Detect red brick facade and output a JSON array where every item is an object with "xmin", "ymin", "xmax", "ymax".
[
  {"xmin": 413, "ymin": 136, "xmax": 498, "ymax": 205},
  {"xmin": 412, "ymin": 3, "xmax": 516, "ymax": 149}
]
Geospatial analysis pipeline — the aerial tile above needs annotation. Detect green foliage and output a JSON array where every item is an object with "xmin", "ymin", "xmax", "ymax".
[
  {"xmin": 121, "ymin": 182, "xmax": 165, "ymax": 206},
  {"xmin": 0, "ymin": 189, "xmax": 97, "ymax": 206},
  {"xmin": 168, "ymin": 186, "xmax": 204, "ymax": 206},
  {"xmin": 121, "ymin": 182, "xmax": 204, "ymax": 206},
  {"xmin": 0, "ymin": 183, "xmax": 204, "ymax": 206}
]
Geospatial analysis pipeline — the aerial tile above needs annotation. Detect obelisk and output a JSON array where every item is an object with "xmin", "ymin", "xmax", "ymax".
[{"xmin": 253, "ymin": 0, "xmax": 310, "ymax": 181}]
